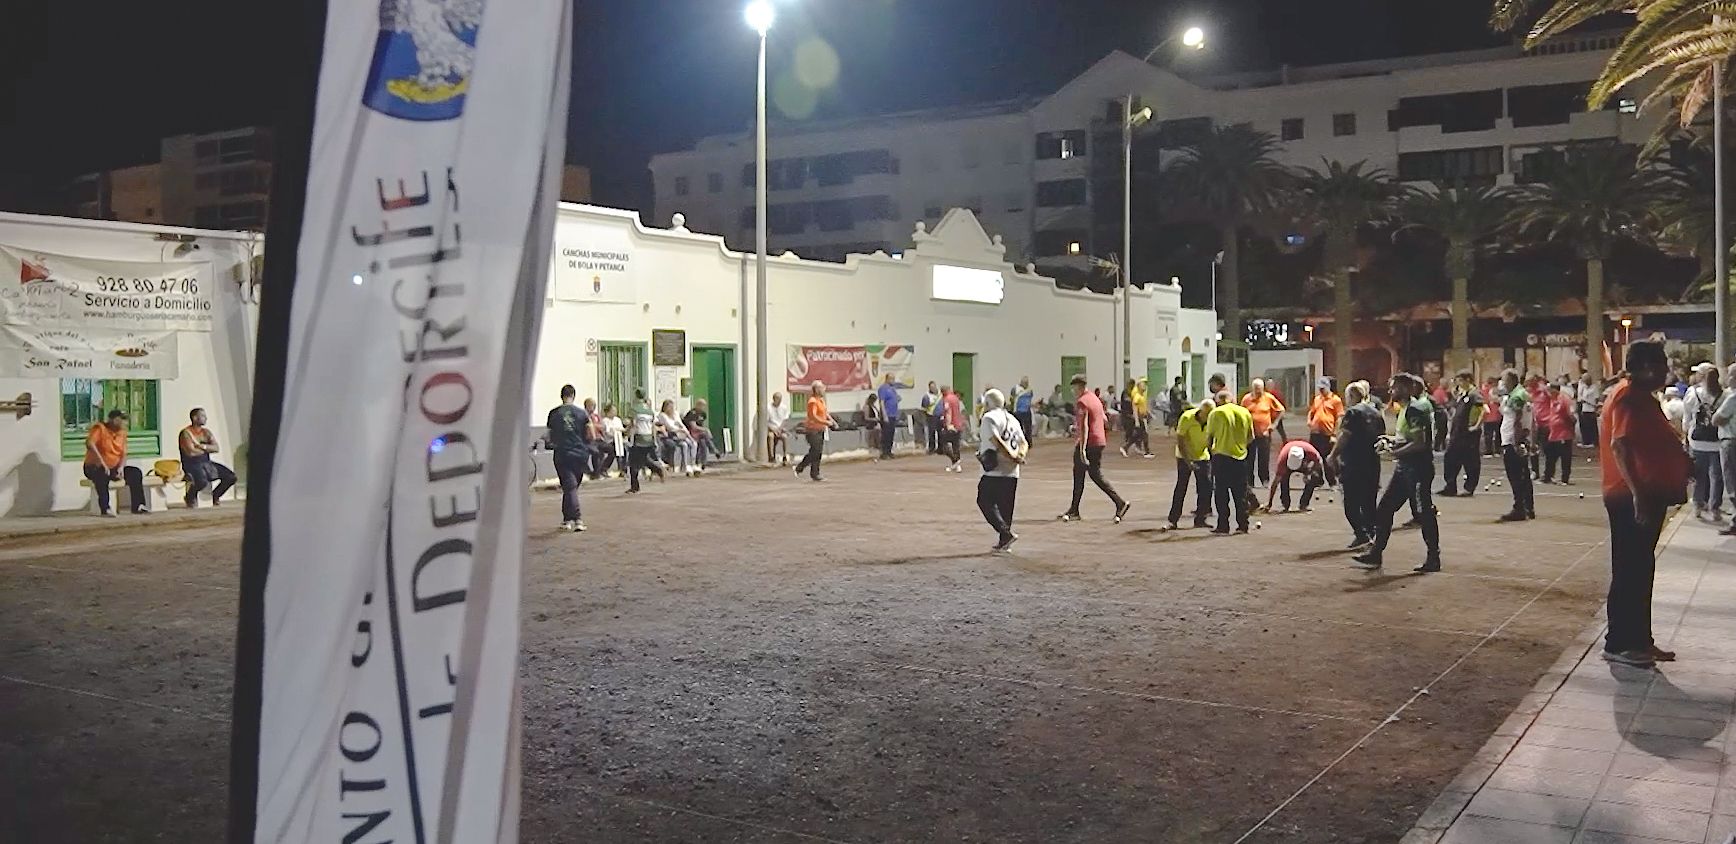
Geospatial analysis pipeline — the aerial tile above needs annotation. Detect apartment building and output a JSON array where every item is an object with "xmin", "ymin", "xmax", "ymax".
[{"xmin": 649, "ymin": 31, "xmax": 1654, "ymax": 275}]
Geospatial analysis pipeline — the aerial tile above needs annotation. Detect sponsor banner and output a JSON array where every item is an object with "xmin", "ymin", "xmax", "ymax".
[
  {"xmin": 0, "ymin": 325, "xmax": 178, "ymax": 378},
  {"xmin": 0, "ymin": 245, "xmax": 213, "ymax": 331},
  {"xmin": 550, "ymin": 220, "xmax": 635, "ymax": 303},
  {"xmin": 787, "ymin": 344, "xmax": 917, "ymax": 392},
  {"xmin": 232, "ymin": 1, "xmax": 571, "ymax": 842}
]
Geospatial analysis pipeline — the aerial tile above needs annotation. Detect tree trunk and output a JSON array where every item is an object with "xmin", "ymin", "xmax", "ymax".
[
  {"xmin": 1219, "ymin": 223, "xmax": 1241, "ymax": 347},
  {"xmin": 1451, "ymin": 276, "xmax": 1470, "ymax": 351},
  {"xmin": 1586, "ymin": 257, "xmax": 1605, "ymax": 381},
  {"xmin": 1334, "ymin": 268, "xmax": 1354, "ymax": 385}
]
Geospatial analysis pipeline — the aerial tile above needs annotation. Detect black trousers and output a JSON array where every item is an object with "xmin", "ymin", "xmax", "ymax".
[
  {"xmin": 794, "ymin": 430, "xmax": 827, "ymax": 479},
  {"xmin": 881, "ymin": 418, "xmax": 899, "ymax": 458},
  {"xmin": 1310, "ymin": 432, "xmax": 1337, "ymax": 485},
  {"xmin": 1503, "ymin": 445, "xmax": 1536, "ymax": 516},
  {"xmin": 1278, "ymin": 472, "xmax": 1321, "ymax": 511},
  {"xmin": 1530, "ymin": 445, "xmax": 1541, "ymax": 479},
  {"xmin": 1579, "ymin": 411, "xmax": 1600, "ymax": 447},
  {"xmin": 1211, "ymin": 454, "xmax": 1250, "ymax": 531},
  {"xmin": 1069, "ymin": 445, "xmax": 1125, "ymax": 514},
  {"xmin": 1441, "ymin": 436, "xmax": 1481, "ymax": 494},
  {"xmin": 628, "ymin": 444, "xmax": 663, "ymax": 491},
  {"xmin": 1169, "ymin": 458, "xmax": 1211, "ymax": 525},
  {"xmin": 1250, "ymin": 433, "xmax": 1273, "ymax": 484},
  {"xmin": 553, "ymin": 449, "xmax": 585, "ymax": 522},
  {"xmin": 938, "ymin": 430, "xmax": 962, "ymax": 463},
  {"xmin": 1340, "ymin": 460, "xmax": 1380, "ymax": 541},
  {"xmin": 1013, "ymin": 410, "xmax": 1034, "ymax": 443},
  {"xmin": 184, "ymin": 457, "xmax": 237, "ymax": 503},
  {"xmin": 977, "ymin": 475, "xmax": 1018, "ymax": 537},
  {"xmin": 1543, "ymin": 439, "xmax": 1574, "ymax": 483},
  {"xmin": 1605, "ymin": 496, "xmax": 1666, "ymax": 654},
  {"xmin": 1482, "ymin": 421, "xmax": 1500, "ymax": 455},
  {"xmin": 1373, "ymin": 461, "xmax": 1440, "ymax": 558},
  {"xmin": 84, "ymin": 463, "xmax": 145, "ymax": 514}
]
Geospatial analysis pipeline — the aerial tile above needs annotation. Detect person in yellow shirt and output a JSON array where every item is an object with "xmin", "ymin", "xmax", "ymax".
[
  {"xmin": 1119, "ymin": 377, "xmax": 1153, "ymax": 458},
  {"xmin": 1166, "ymin": 399, "xmax": 1215, "ymax": 530},
  {"xmin": 1206, "ymin": 391, "xmax": 1254, "ymax": 534},
  {"xmin": 1307, "ymin": 377, "xmax": 1344, "ymax": 485}
]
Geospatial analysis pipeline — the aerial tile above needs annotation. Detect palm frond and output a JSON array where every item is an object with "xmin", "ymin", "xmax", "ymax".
[
  {"xmin": 1527, "ymin": 0, "xmax": 1639, "ymax": 46},
  {"xmin": 1490, "ymin": 0, "xmax": 1544, "ymax": 31}
]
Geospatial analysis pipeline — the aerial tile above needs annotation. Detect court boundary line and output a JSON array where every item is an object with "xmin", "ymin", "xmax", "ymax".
[
  {"xmin": 1, "ymin": 673, "xmax": 228, "ymax": 723},
  {"xmin": 585, "ymin": 788, "xmax": 858, "ymax": 844}
]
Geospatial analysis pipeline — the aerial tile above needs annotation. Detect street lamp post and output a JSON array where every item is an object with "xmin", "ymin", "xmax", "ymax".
[
  {"xmin": 747, "ymin": 1, "xmax": 773, "ymax": 461},
  {"xmin": 1715, "ymin": 49, "xmax": 1729, "ymax": 372}
]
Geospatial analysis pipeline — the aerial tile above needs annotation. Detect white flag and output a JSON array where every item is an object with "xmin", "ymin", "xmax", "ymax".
[{"xmin": 232, "ymin": 1, "xmax": 570, "ymax": 842}]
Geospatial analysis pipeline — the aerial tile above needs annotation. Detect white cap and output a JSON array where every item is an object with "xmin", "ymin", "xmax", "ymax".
[{"xmin": 1286, "ymin": 445, "xmax": 1306, "ymax": 471}]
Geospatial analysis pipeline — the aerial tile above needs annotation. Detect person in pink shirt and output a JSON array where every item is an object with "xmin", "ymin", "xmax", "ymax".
[
  {"xmin": 1540, "ymin": 382, "xmax": 1578, "ymax": 484},
  {"xmin": 1526, "ymin": 373, "xmax": 1550, "ymax": 480},
  {"xmin": 938, "ymin": 386, "xmax": 966, "ymax": 472},
  {"xmin": 1060, "ymin": 373, "xmax": 1130, "ymax": 523}
]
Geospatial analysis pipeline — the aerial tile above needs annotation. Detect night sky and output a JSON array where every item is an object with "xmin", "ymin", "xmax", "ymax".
[{"xmin": 0, "ymin": 0, "xmax": 1506, "ymax": 213}]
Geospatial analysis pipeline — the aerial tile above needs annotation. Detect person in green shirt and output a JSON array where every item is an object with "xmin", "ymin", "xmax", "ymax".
[
  {"xmin": 1204, "ymin": 391, "xmax": 1254, "ymax": 534},
  {"xmin": 1166, "ymin": 399, "xmax": 1215, "ymax": 529},
  {"xmin": 1354, "ymin": 373, "xmax": 1443, "ymax": 573}
]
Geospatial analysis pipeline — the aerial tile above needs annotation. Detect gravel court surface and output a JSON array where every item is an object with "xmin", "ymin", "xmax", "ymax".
[{"xmin": 0, "ymin": 443, "xmax": 1620, "ymax": 842}]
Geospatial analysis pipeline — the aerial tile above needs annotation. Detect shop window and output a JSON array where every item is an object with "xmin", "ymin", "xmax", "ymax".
[{"xmin": 61, "ymin": 378, "xmax": 160, "ymax": 461}]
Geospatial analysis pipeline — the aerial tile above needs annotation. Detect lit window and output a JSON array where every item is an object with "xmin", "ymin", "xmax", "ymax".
[
  {"xmin": 1067, "ymin": 241, "xmax": 1082, "ymax": 255},
  {"xmin": 1059, "ymin": 138, "xmax": 1077, "ymax": 159},
  {"xmin": 1618, "ymin": 98, "xmax": 1638, "ymax": 115}
]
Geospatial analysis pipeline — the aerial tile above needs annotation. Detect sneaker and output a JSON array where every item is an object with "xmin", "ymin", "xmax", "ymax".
[
  {"xmin": 993, "ymin": 532, "xmax": 1019, "ymax": 553},
  {"xmin": 1498, "ymin": 511, "xmax": 1528, "ymax": 523},
  {"xmin": 132, "ymin": 506, "xmax": 150, "ymax": 515},
  {"xmin": 1436, "ymin": 489, "xmax": 1458, "ymax": 497},
  {"xmin": 1058, "ymin": 512, "xmax": 1083, "ymax": 522},
  {"xmin": 184, "ymin": 492, "xmax": 198, "ymax": 508},
  {"xmin": 1400, "ymin": 518, "xmax": 1419, "ymax": 530},
  {"xmin": 1164, "ymin": 521, "xmax": 1180, "ymax": 531},
  {"xmin": 560, "ymin": 520, "xmax": 575, "ymax": 532},
  {"xmin": 794, "ymin": 465, "xmax": 803, "ymax": 478},
  {"xmin": 1721, "ymin": 525, "xmax": 1736, "ymax": 537},
  {"xmin": 1142, "ymin": 453, "xmax": 1156, "ymax": 460},
  {"xmin": 1119, "ymin": 446, "xmax": 1128, "ymax": 458},
  {"xmin": 1601, "ymin": 650, "xmax": 1656, "ymax": 668},
  {"xmin": 1413, "ymin": 558, "xmax": 1442, "ymax": 574},
  {"xmin": 1539, "ymin": 478, "xmax": 1555, "ymax": 485},
  {"xmin": 1346, "ymin": 536, "xmax": 1372, "ymax": 550},
  {"xmin": 1234, "ymin": 526, "xmax": 1250, "ymax": 535},
  {"xmin": 1526, "ymin": 511, "xmax": 1537, "ymax": 520},
  {"xmin": 1113, "ymin": 502, "xmax": 1133, "ymax": 524},
  {"xmin": 1210, "ymin": 527, "xmax": 1230, "ymax": 535},
  {"xmin": 1351, "ymin": 553, "xmax": 1382, "ymax": 570},
  {"xmin": 99, "ymin": 510, "xmax": 116, "ymax": 518},
  {"xmin": 1648, "ymin": 645, "xmax": 1677, "ymax": 662},
  {"xmin": 1192, "ymin": 519, "xmax": 1210, "ymax": 529}
]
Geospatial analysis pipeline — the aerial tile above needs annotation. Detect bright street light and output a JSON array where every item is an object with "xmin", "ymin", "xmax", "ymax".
[
  {"xmin": 745, "ymin": 0, "xmax": 774, "ymax": 34},
  {"xmin": 1181, "ymin": 26, "xmax": 1206, "ymax": 49}
]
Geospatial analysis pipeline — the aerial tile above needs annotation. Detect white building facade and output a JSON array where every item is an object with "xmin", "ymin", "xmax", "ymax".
[{"xmin": 649, "ymin": 31, "xmax": 1653, "ymax": 275}]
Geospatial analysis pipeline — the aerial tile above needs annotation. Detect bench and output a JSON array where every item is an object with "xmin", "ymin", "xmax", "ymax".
[{"xmin": 77, "ymin": 459, "xmax": 240, "ymax": 513}]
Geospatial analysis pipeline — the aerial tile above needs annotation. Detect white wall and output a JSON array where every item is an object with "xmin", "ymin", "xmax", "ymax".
[{"xmin": 0, "ymin": 213, "xmax": 260, "ymax": 515}]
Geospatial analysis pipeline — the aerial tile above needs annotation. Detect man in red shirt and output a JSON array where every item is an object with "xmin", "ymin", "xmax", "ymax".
[
  {"xmin": 1601, "ymin": 341, "xmax": 1691, "ymax": 668},
  {"xmin": 939, "ymin": 386, "xmax": 966, "ymax": 472},
  {"xmin": 1265, "ymin": 439, "xmax": 1325, "ymax": 513},
  {"xmin": 1540, "ymin": 382, "xmax": 1577, "ymax": 484},
  {"xmin": 1060, "ymin": 373, "xmax": 1130, "ymax": 523}
]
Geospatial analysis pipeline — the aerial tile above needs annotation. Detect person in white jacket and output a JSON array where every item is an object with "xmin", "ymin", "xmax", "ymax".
[
  {"xmin": 976, "ymin": 388, "xmax": 1028, "ymax": 554},
  {"xmin": 1683, "ymin": 364, "xmax": 1726, "ymax": 520}
]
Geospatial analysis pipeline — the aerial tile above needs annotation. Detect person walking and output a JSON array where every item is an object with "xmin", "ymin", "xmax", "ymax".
[
  {"xmin": 1131, "ymin": 377, "xmax": 1153, "ymax": 458},
  {"xmin": 1060, "ymin": 373, "xmax": 1131, "ymax": 523},
  {"xmin": 976, "ymin": 388, "xmax": 1028, "ymax": 553},
  {"xmin": 1540, "ymin": 383, "xmax": 1576, "ymax": 485},
  {"xmin": 1480, "ymin": 376, "xmax": 1502, "ymax": 456},
  {"xmin": 922, "ymin": 381, "xmax": 944, "ymax": 455},
  {"xmin": 1684, "ymin": 364, "xmax": 1726, "ymax": 521},
  {"xmin": 1167, "ymin": 399, "xmax": 1214, "ymax": 530},
  {"xmin": 1240, "ymin": 379, "xmax": 1285, "ymax": 489},
  {"xmin": 1438, "ymin": 371, "xmax": 1484, "ymax": 497},
  {"xmin": 178, "ymin": 407, "xmax": 238, "ymax": 508},
  {"xmin": 1353, "ymin": 373, "xmax": 1443, "ymax": 573},
  {"xmin": 627, "ymin": 389, "xmax": 665, "ymax": 493},
  {"xmin": 1497, "ymin": 369, "xmax": 1537, "ymax": 522},
  {"xmin": 767, "ymin": 392, "xmax": 791, "ymax": 466},
  {"xmin": 1166, "ymin": 376, "xmax": 1187, "ymax": 431},
  {"xmin": 546, "ymin": 385, "xmax": 592, "ymax": 531},
  {"xmin": 1205, "ymin": 390, "xmax": 1254, "ymax": 534},
  {"xmin": 1307, "ymin": 378, "xmax": 1344, "ymax": 487},
  {"xmin": 1576, "ymin": 371, "xmax": 1603, "ymax": 448},
  {"xmin": 877, "ymin": 374, "xmax": 903, "ymax": 460},
  {"xmin": 793, "ymin": 382, "xmax": 837, "ymax": 481},
  {"xmin": 939, "ymin": 385, "xmax": 966, "ymax": 472},
  {"xmin": 1600, "ymin": 340, "xmax": 1691, "ymax": 667},
  {"xmin": 1328, "ymin": 380, "xmax": 1383, "ymax": 549},
  {"xmin": 1011, "ymin": 376, "xmax": 1036, "ymax": 443},
  {"xmin": 1118, "ymin": 379, "xmax": 1140, "ymax": 458}
]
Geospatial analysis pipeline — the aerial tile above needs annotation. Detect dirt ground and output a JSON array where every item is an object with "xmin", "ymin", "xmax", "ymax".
[{"xmin": 1, "ymin": 439, "xmax": 1620, "ymax": 842}]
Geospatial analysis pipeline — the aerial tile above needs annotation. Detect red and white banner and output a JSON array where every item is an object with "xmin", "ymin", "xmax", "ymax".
[
  {"xmin": 786, "ymin": 344, "xmax": 917, "ymax": 392},
  {"xmin": 231, "ymin": 1, "xmax": 571, "ymax": 843},
  {"xmin": 0, "ymin": 245, "xmax": 213, "ymax": 331}
]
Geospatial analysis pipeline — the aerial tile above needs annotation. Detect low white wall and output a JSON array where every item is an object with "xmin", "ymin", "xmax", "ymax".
[{"xmin": 0, "ymin": 213, "xmax": 260, "ymax": 515}]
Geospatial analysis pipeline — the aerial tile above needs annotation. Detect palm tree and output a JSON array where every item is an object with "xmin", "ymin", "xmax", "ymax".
[
  {"xmin": 1493, "ymin": 0, "xmax": 1736, "ymax": 129},
  {"xmin": 1506, "ymin": 144, "xmax": 1664, "ymax": 380},
  {"xmin": 1398, "ymin": 187, "xmax": 1514, "ymax": 362},
  {"xmin": 1292, "ymin": 160, "xmax": 1407, "ymax": 383},
  {"xmin": 1160, "ymin": 123, "xmax": 1293, "ymax": 346},
  {"xmin": 1653, "ymin": 137, "xmax": 1736, "ymax": 300}
]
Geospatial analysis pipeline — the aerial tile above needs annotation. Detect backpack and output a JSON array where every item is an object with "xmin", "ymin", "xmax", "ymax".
[{"xmin": 1692, "ymin": 388, "xmax": 1720, "ymax": 442}]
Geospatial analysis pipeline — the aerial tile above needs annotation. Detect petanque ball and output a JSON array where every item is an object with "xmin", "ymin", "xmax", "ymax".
[{"xmin": 1255, "ymin": 521, "xmax": 1263, "ymax": 530}]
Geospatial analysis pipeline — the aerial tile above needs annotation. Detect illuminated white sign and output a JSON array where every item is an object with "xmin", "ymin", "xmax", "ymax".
[{"xmin": 931, "ymin": 264, "xmax": 1005, "ymax": 304}]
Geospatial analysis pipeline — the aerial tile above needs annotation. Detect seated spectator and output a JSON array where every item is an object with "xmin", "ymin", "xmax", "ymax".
[
  {"xmin": 595, "ymin": 403, "xmax": 624, "ymax": 478},
  {"xmin": 656, "ymin": 400, "xmax": 696, "ymax": 476},
  {"xmin": 179, "ymin": 407, "xmax": 237, "ymax": 508},
  {"xmin": 84, "ymin": 410, "xmax": 147, "ymax": 516},
  {"xmin": 683, "ymin": 399, "xmax": 724, "ymax": 472},
  {"xmin": 767, "ymin": 392, "xmax": 791, "ymax": 465}
]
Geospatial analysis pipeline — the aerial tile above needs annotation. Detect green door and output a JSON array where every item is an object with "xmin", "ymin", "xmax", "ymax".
[
  {"xmin": 690, "ymin": 346, "xmax": 736, "ymax": 450},
  {"xmin": 598, "ymin": 342, "xmax": 646, "ymax": 414},
  {"xmin": 951, "ymin": 353, "xmax": 976, "ymax": 416},
  {"xmin": 1190, "ymin": 354, "xmax": 1207, "ymax": 401},
  {"xmin": 1060, "ymin": 356, "xmax": 1087, "ymax": 392},
  {"xmin": 1146, "ymin": 357, "xmax": 1167, "ymax": 395}
]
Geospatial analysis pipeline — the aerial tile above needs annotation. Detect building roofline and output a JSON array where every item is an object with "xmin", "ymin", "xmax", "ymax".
[
  {"xmin": 0, "ymin": 210, "xmax": 265, "ymax": 243},
  {"xmin": 657, "ymin": 96, "xmax": 1044, "ymax": 160},
  {"xmin": 1193, "ymin": 29, "xmax": 1628, "ymax": 91}
]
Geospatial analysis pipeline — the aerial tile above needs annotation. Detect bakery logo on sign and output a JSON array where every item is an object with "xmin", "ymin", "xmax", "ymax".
[
  {"xmin": 19, "ymin": 255, "xmax": 53, "ymax": 285},
  {"xmin": 113, "ymin": 346, "xmax": 150, "ymax": 358},
  {"xmin": 362, "ymin": 0, "xmax": 485, "ymax": 121}
]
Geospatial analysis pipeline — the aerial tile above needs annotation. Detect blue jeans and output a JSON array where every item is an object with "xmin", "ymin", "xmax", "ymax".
[
  {"xmin": 554, "ymin": 450, "xmax": 586, "ymax": 522},
  {"xmin": 184, "ymin": 456, "xmax": 237, "ymax": 503},
  {"xmin": 1692, "ymin": 449, "xmax": 1724, "ymax": 509}
]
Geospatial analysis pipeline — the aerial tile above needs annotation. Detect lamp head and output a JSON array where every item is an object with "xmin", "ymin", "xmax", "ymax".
[
  {"xmin": 745, "ymin": 0, "xmax": 774, "ymax": 35},
  {"xmin": 1181, "ymin": 26, "xmax": 1206, "ymax": 49}
]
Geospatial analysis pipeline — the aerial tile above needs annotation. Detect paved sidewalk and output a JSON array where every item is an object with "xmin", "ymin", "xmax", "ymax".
[
  {"xmin": 1411, "ymin": 512, "xmax": 1736, "ymax": 844},
  {"xmin": 0, "ymin": 503, "xmax": 243, "ymax": 541}
]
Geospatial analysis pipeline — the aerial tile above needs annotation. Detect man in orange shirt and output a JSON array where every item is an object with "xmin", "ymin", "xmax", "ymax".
[
  {"xmin": 1241, "ymin": 378, "xmax": 1285, "ymax": 489},
  {"xmin": 792, "ymin": 381, "xmax": 838, "ymax": 481},
  {"xmin": 83, "ymin": 410, "xmax": 147, "ymax": 516},
  {"xmin": 1307, "ymin": 378, "xmax": 1343, "ymax": 486},
  {"xmin": 1600, "ymin": 341, "xmax": 1691, "ymax": 667}
]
